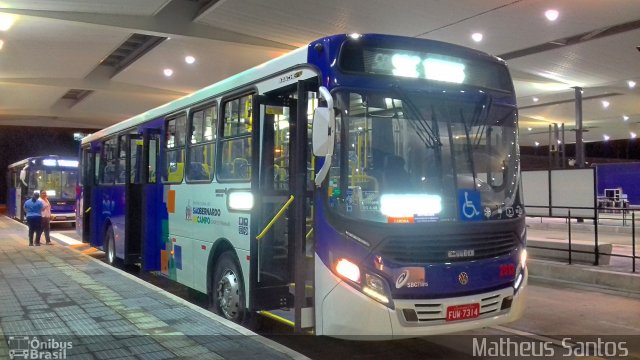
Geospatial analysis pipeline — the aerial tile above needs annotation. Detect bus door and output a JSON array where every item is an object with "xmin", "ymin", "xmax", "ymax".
[
  {"xmin": 251, "ymin": 81, "xmax": 313, "ymax": 332},
  {"xmin": 80, "ymin": 145, "xmax": 96, "ymax": 243},
  {"xmin": 124, "ymin": 133, "xmax": 144, "ymax": 264},
  {"xmin": 140, "ymin": 128, "xmax": 162, "ymax": 271}
]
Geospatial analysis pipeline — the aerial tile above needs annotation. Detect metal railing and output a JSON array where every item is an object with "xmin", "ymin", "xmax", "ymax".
[{"xmin": 525, "ymin": 205, "xmax": 637, "ymax": 273}]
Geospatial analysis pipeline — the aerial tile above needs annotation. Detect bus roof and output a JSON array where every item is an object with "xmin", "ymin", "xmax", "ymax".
[
  {"xmin": 82, "ymin": 45, "xmax": 309, "ymax": 144},
  {"xmin": 8, "ymin": 155, "xmax": 78, "ymax": 169}
]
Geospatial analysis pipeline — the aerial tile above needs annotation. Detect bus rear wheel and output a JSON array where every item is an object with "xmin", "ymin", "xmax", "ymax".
[{"xmin": 212, "ymin": 252, "xmax": 246, "ymax": 323}]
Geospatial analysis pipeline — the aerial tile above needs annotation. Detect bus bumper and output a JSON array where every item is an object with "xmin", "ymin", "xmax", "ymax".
[
  {"xmin": 50, "ymin": 213, "xmax": 76, "ymax": 223},
  {"xmin": 317, "ymin": 257, "xmax": 527, "ymax": 339}
]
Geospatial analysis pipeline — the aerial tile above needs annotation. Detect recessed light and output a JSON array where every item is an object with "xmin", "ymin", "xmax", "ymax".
[
  {"xmin": 534, "ymin": 141, "xmax": 540, "ymax": 146},
  {"xmin": 631, "ymin": 132, "xmax": 637, "ymax": 139},
  {"xmin": 545, "ymin": 9, "xmax": 559, "ymax": 21},
  {"xmin": 163, "ymin": 68, "xmax": 174, "ymax": 77},
  {"xmin": 629, "ymin": 80, "xmax": 637, "ymax": 89},
  {"xmin": 603, "ymin": 134, "xmax": 610, "ymax": 141},
  {"xmin": 601, "ymin": 100, "xmax": 610, "ymax": 108},
  {"xmin": 185, "ymin": 56, "xmax": 195, "ymax": 64},
  {"xmin": 471, "ymin": 33, "xmax": 483, "ymax": 42},
  {"xmin": 623, "ymin": 115, "xmax": 629, "ymax": 121},
  {"xmin": 0, "ymin": 14, "xmax": 16, "ymax": 31},
  {"xmin": 527, "ymin": 127, "xmax": 532, "ymax": 131},
  {"xmin": 532, "ymin": 97, "xmax": 539, "ymax": 102}
]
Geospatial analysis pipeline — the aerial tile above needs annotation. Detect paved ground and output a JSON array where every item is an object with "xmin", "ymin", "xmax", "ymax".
[{"xmin": 0, "ymin": 216, "xmax": 304, "ymax": 360}]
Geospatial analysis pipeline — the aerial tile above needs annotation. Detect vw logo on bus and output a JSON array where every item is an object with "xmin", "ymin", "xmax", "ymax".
[{"xmin": 458, "ymin": 272, "xmax": 469, "ymax": 285}]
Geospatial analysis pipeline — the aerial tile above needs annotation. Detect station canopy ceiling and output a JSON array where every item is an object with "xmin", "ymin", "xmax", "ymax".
[{"xmin": 1, "ymin": 0, "xmax": 639, "ymax": 146}]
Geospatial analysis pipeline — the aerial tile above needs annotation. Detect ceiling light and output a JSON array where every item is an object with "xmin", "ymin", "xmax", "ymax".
[
  {"xmin": 471, "ymin": 33, "xmax": 483, "ymax": 42},
  {"xmin": 534, "ymin": 141, "xmax": 540, "ymax": 146},
  {"xmin": 631, "ymin": 132, "xmax": 637, "ymax": 139},
  {"xmin": 623, "ymin": 115, "xmax": 629, "ymax": 121},
  {"xmin": 185, "ymin": 55, "xmax": 195, "ymax": 64},
  {"xmin": 0, "ymin": 14, "xmax": 17, "ymax": 31},
  {"xmin": 603, "ymin": 134, "xmax": 610, "ymax": 141},
  {"xmin": 163, "ymin": 68, "xmax": 173, "ymax": 77},
  {"xmin": 544, "ymin": 9, "xmax": 559, "ymax": 21},
  {"xmin": 601, "ymin": 100, "xmax": 610, "ymax": 108},
  {"xmin": 532, "ymin": 97, "xmax": 539, "ymax": 102},
  {"xmin": 628, "ymin": 80, "xmax": 637, "ymax": 89},
  {"xmin": 527, "ymin": 128, "xmax": 533, "ymax": 131}
]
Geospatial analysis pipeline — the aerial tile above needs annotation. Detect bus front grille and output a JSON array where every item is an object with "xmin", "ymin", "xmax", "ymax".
[{"xmin": 379, "ymin": 231, "xmax": 518, "ymax": 264}]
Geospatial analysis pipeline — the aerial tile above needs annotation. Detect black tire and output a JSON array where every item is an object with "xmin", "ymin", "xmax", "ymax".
[
  {"xmin": 211, "ymin": 252, "xmax": 246, "ymax": 323},
  {"xmin": 105, "ymin": 225, "xmax": 117, "ymax": 266}
]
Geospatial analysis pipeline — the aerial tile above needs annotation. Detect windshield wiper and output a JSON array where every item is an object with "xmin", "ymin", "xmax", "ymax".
[{"xmin": 392, "ymin": 86, "xmax": 441, "ymax": 149}]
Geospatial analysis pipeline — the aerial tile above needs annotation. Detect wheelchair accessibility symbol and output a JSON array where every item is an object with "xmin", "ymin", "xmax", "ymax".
[{"xmin": 458, "ymin": 190, "xmax": 482, "ymax": 221}]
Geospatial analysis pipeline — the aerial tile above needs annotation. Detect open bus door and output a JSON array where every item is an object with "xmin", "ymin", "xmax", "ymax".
[
  {"xmin": 250, "ymin": 80, "xmax": 314, "ymax": 333},
  {"xmin": 124, "ymin": 133, "xmax": 144, "ymax": 264},
  {"xmin": 80, "ymin": 145, "xmax": 96, "ymax": 243},
  {"xmin": 140, "ymin": 128, "xmax": 162, "ymax": 271}
]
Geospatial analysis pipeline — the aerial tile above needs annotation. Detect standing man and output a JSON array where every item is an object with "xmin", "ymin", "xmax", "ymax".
[
  {"xmin": 24, "ymin": 191, "xmax": 44, "ymax": 246},
  {"xmin": 40, "ymin": 189, "xmax": 53, "ymax": 245}
]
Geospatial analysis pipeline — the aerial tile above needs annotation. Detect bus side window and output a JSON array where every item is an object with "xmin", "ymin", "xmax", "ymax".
[
  {"xmin": 163, "ymin": 114, "xmax": 186, "ymax": 183},
  {"xmin": 100, "ymin": 137, "xmax": 117, "ymax": 184},
  {"xmin": 218, "ymin": 95, "xmax": 252, "ymax": 181},
  {"xmin": 187, "ymin": 104, "xmax": 216, "ymax": 182}
]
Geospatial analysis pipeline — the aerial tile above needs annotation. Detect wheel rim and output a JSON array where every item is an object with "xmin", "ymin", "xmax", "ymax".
[
  {"xmin": 216, "ymin": 268, "xmax": 240, "ymax": 320},
  {"xmin": 107, "ymin": 234, "xmax": 115, "ymax": 264}
]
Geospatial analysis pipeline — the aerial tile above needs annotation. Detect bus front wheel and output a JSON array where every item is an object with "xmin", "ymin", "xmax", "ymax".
[{"xmin": 212, "ymin": 252, "xmax": 246, "ymax": 323}]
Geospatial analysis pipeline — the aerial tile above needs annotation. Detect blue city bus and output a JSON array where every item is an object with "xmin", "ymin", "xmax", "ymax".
[
  {"xmin": 7, "ymin": 155, "xmax": 78, "ymax": 224},
  {"xmin": 78, "ymin": 33, "xmax": 526, "ymax": 338}
]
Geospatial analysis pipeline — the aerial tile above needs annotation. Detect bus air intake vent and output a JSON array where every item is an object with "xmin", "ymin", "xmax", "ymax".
[{"xmin": 379, "ymin": 231, "xmax": 517, "ymax": 264}]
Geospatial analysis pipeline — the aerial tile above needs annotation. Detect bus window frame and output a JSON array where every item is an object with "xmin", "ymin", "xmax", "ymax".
[
  {"xmin": 162, "ymin": 112, "xmax": 188, "ymax": 184},
  {"xmin": 185, "ymin": 101, "xmax": 218, "ymax": 184},
  {"xmin": 217, "ymin": 91, "xmax": 256, "ymax": 184}
]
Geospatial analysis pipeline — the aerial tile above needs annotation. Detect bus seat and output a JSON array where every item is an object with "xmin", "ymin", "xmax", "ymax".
[
  {"xmin": 233, "ymin": 158, "xmax": 250, "ymax": 179},
  {"xmin": 167, "ymin": 163, "xmax": 184, "ymax": 182},
  {"xmin": 383, "ymin": 155, "xmax": 410, "ymax": 192},
  {"xmin": 188, "ymin": 162, "xmax": 210, "ymax": 180}
]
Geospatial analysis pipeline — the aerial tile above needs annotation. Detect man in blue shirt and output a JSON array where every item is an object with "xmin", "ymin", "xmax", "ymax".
[{"xmin": 24, "ymin": 191, "xmax": 44, "ymax": 246}]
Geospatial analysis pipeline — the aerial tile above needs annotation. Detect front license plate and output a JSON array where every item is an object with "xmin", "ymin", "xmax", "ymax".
[{"xmin": 446, "ymin": 303, "xmax": 480, "ymax": 321}]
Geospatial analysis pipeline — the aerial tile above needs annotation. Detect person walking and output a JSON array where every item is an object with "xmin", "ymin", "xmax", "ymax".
[
  {"xmin": 23, "ymin": 191, "xmax": 44, "ymax": 246},
  {"xmin": 40, "ymin": 189, "xmax": 53, "ymax": 245}
]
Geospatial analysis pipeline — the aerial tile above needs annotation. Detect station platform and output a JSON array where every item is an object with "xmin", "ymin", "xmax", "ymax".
[
  {"xmin": 526, "ymin": 217, "xmax": 640, "ymax": 295},
  {"xmin": 0, "ymin": 216, "xmax": 306, "ymax": 360}
]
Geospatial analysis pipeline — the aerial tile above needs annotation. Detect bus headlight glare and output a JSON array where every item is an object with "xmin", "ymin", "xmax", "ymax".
[
  {"xmin": 335, "ymin": 258, "xmax": 361, "ymax": 283},
  {"xmin": 228, "ymin": 191, "xmax": 254, "ymax": 211}
]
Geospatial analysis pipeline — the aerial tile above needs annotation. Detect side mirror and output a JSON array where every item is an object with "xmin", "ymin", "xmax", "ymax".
[
  {"xmin": 313, "ymin": 86, "xmax": 335, "ymax": 186},
  {"xmin": 312, "ymin": 108, "xmax": 330, "ymax": 156}
]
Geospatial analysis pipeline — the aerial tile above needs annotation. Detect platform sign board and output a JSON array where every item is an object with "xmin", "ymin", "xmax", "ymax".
[
  {"xmin": 521, "ymin": 170, "xmax": 549, "ymax": 216},
  {"xmin": 550, "ymin": 168, "xmax": 596, "ymax": 218}
]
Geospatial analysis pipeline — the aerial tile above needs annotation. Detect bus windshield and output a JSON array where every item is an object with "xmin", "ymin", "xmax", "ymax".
[
  {"xmin": 29, "ymin": 169, "xmax": 77, "ymax": 200},
  {"xmin": 327, "ymin": 89, "xmax": 519, "ymax": 223}
]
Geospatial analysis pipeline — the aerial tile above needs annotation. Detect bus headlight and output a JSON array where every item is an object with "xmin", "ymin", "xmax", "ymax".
[
  {"xmin": 333, "ymin": 258, "xmax": 394, "ymax": 309},
  {"xmin": 363, "ymin": 273, "xmax": 391, "ymax": 305},
  {"xmin": 335, "ymin": 258, "xmax": 361, "ymax": 283},
  {"xmin": 520, "ymin": 248, "xmax": 527, "ymax": 269}
]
